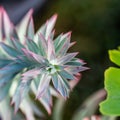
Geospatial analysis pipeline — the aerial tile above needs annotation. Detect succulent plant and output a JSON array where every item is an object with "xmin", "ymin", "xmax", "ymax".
[{"xmin": 0, "ymin": 6, "xmax": 88, "ymax": 119}]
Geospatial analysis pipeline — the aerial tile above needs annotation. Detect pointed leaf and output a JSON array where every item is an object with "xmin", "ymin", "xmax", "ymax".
[
  {"xmin": 11, "ymin": 79, "xmax": 32, "ymax": 113},
  {"xmin": 58, "ymin": 70, "xmax": 75, "ymax": 80},
  {"xmin": 39, "ymin": 88, "xmax": 52, "ymax": 114},
  {"xmin": 56, "ymin": 32, "xmax": 71, "ymax": 56},
  {"xmin": 0, "ymin": 42, "xmax": 21, "ymax": 57},
  {"xmin": 26, "ymin": 38, "xmax": 39, "ymax": 53},
  {"xmin": 22, "ymin": 48, "xmax": 46, "ymax": 64},
  {"xmin": 37, "ymin": 33, "xmax": 47, "ymax": 56},
  {"xmin": 16, "ymin": 9, "xmax": 34, "ymax": 42},
  {"xmin": 20, "ymin": 97, "xmax": 44, "ymax": 120},
  {"xmin": 45, "ymin": 14, "xmax": 57, "ymax": 40},
  {"xmin": 47, "ymin": 37, "xmax": 55, "ymax": 61},
  {"xmin": 22, "ymin": 68, "xmax": 44, "ymax": 81},
  {"xmin": 0, "ymin": 80, "xmax": 12, "ymax": 101},
  {"xmin": 65, "ymin": 66, "xmax": 89, "ymax": 74},
  {"xmin": 55, "ymin": 32, "xmax": 71, "ymax": 56},
  {"xmin": 65, "ymin": 58, "xmax": 86, "ymax": 66},
  {"xmin": 36, "ymin": 74, "xmax": 51, "ymax": 98},
  {"xmin": 50, "ymin": 30, "xmax": 55, "ymax": 40},
  {"xmin": 0, "ymin": 74, "xmax": 15, "ymax": 88},
  {"xmin": 10, "ymin": 37, "xmax": 25, "ymax": 52},
  {"xmin": 52, "ymin": 73, "xmax": 70, "ymax": 98},
  {"xmin": 0, "ymin": 58, "xmax": 13, "ymax": 68},
  {"xmin": 54, "ymin": 34, "xmax": 63, "ymax": 48},
  {"xmin": 0, "ymin": 62, "xmax": 25, "ymax": 75},
  {"xmin": 57, "ymin": 52, "xmax": 78, "ymax": 64},
  {"xmin": 0, "ymin": 7, "xmax": 12, "ymax": 40},
  {"xmin": 35, "ymin": 14, "xmax": 57, "ymax": 41},
  {"xmin": 69, "ymin": 73, "xmax": 81, "ymax": 89}
]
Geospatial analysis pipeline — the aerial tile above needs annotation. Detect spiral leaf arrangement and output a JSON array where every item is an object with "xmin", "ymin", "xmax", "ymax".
[{"xmin": 0, "ymin": 7, "xmax": 88, "ymax": 119}]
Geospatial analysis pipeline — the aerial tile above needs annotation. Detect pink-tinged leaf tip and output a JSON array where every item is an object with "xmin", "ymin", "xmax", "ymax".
[
  {"xmin": 51, "ymin": 14, "xmax": 58, "ymax": 22},
  {"xmin": 63, "ymin": 31, "xmax": 72, "ymax": 38},
  {"xmin": 27, "ymin": 9, "xmax": 33, "ymax": 17},
  {"xmin": 67, "ymin": 31, "xmax": 72, "ymax": 36},
  {"xmin": 46, "ymin": 14, "xmax": 58, "ymax": 25},
  {"xmin": 70, "ymin": 41, "xmax": 76, "ymax": 47},
  {"xmin": 0, "ymin": 6, "xmax": 4, "ymax": 12},
  {"xmin": 69, "ymin": 73, "xmax": 81, "ymax": 89},
  {"xmin": 10, "ymin": 101, "xmax": 18, "ymax": 114},
  {"xmin": 75, "ymin": 52, "xmax": 79, "ymax": 56},
  {"xmin": 78, "ymin": 59, "xmax": 87, "ymax": 65}
]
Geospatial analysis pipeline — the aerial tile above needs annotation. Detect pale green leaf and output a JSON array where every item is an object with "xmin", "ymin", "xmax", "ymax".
[
  {"xmin": 109, "ymin": 50, "xmax": 120, "ymax": 66},
  {"xmin": 100, "ymin": 67, "xmax": 120, "ymax": 115}
]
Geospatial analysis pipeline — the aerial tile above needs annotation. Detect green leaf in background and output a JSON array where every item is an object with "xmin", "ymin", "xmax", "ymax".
[
  {"xmin": 100, "ymin": 67, "xmax": 120, "ymax": 115},
  {"xmin": 109, "ymin": 49, "xmax": 120, "ymax": 66},
  {"xmin": 100, "ymin": 48, "xmax": 120, "ymax": 115}
]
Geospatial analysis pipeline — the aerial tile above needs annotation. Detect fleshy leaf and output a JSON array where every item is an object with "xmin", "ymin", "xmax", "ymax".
[
  {"xmin": 58, "ymin": 70, "xmax": 75, "ymax": 80},
  {"xmin": 34, "ymin": 14, "xmax": 57, "ymax": 41},
  {"xmin": 54, "ymin": 34, "xmax": 63, "ymax": 48},
  {"xmin": 0, "ymin": 7, "xmax": 12, "ymax": 40},
  {"xmin": 57, "ymin": 52, "xmax": 78, "ymax": 64},
  {"xmin": 20, "ymin": 96, "xmax": 44, "ymax": 120},
  {"xmin": 39, "ymin": 88, "xmax": 52, "ymax": 114},
  {"xmin": 45, "ymin": 14, "xmax": 57, "ymax": 40},
  {"xmin": 100, "ymin": 67, "xmax": 120, "ymax": 115},
  {"xmin": 0, "ymin": 80, "xmax": 12, "ymax": 101},
  {"xmin": 0, "ymin": 42, "xmax": 21, "ymax": 57},
  {"xmin": 0, "ymin": 62, "xmax": 25, "ymax": 75},
  {"xmin": 47, "ymin": 37, "xmax": 55, "ymax": 61},
  {"xmin": 37, "ymin": 33, "xmax": 48, "ymax": 56},
  {"xmin": 0, "ymin": 58, "xmax": 13, "ymax": 68},
  {"xmin": 22, "ymin": 48, "xmax": 46, "ymax": 64},
  {"xmin": 16, "ymin": 9, "xmax": 34, "ymax": 42},
  {"xmin": 11, "ymin": 80, "xmax": 32, "ymax": 113},
  {"xmin": 55, "ymin": 32, "xmax": 71, "ymax": 56},
  {"xmin": 22, "ymin": 68, "xmax": 44, "ymax": 82},
  {"xmin": 52, "ymin": 73, "xmax": 70, "ymax": 98},
  {"xmin": 0, "ymin": 97, "xmax": 23, "ymax": 120},
  {"xmin": 65, "ymin": 58, "xmax": 86, "ymax": 66},
  {"xmin": 26, "ymin": 38, "xmax": 39, "ymax": 53},
  {"xmin": 65, "ymin": 66, "xmax": 89, "ymax": 74},
  {"xmin": 31, "ymin": 81, "xmax": 52, "ymax": 114},
  {"xmin": 0, "ymin": 8, "xmax": 88, "ymax": 116},
  {"xmin": 0, "ymin": 74, "xmax": 15, "ymax": 88},
  {"xmin": 36, "ymin": 74, "xmax": 51, "ymax": 98},
  {"xmin": 10, "ymin": 37, "xmax": 25, "ymax": 52}
]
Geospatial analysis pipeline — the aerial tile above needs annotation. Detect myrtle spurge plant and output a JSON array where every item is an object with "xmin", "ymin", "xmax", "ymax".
[{"xmin": 0, "ymin": 7, "xmax": 88, "ymax": 119}]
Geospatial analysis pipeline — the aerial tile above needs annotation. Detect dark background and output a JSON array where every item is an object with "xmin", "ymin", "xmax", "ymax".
[{"xmin": 1, "ymin": 0, "xmax": 120, "ymax": 119}]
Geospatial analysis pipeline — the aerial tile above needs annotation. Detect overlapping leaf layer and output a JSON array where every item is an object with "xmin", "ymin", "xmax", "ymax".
[
  {"xmin": 0, "ymin": 7, "xmax": 88, "ymax": 119},
  {"xmin": 100, "ymin": 49, "xmax": 120, "ymax": 115}
]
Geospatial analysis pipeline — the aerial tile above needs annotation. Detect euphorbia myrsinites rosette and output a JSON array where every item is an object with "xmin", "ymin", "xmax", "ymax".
[{"xmin": 0, "ymin": 7, "xmax": 88, "ymax": 115}]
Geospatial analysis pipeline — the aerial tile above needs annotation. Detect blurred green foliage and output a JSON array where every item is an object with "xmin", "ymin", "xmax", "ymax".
[
  {"xmin": 100, "ymin": 49, "xmax": 120, "ymax": 116},
  {"xmin": 34, "ymin": 0, "xmax": 120, "ymax": 119}
]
